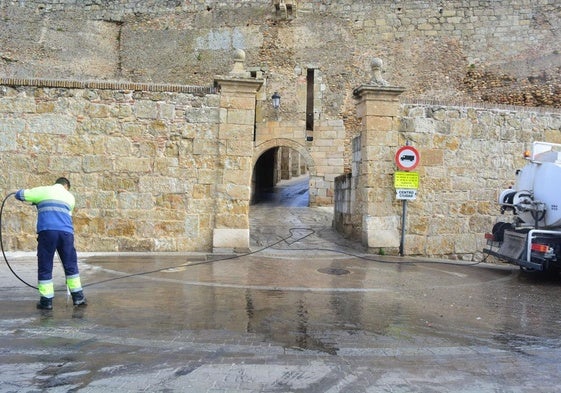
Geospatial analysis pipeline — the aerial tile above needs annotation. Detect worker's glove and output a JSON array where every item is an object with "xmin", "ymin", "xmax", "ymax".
[{"xmin": 14, "ymin": 190, "xmax": 25, "ymax": 201}]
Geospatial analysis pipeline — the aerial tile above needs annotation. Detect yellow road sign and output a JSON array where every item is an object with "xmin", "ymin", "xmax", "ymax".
[{"xmin": 394, "ymin": 171, "xmax": 419, "ymax": 189}]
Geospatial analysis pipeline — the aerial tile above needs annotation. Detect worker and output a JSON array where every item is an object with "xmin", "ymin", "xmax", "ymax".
[{"xmin": 15, "ymin": 177, "xmax": 87, "ymax": 310}]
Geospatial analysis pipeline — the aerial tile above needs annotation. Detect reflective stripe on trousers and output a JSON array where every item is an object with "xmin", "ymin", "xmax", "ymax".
[
  {"xmin": 66, "ymin": 274, "xmax": 83, "ymax": 293},
  {"xmin": 38, "ymin": 280, "xmax": 54, "ymax": 299}
]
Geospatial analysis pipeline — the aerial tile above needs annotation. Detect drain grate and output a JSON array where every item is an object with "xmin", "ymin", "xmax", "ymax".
[{"xmin": 317, "ymin": 267, "xmax": 350, "ymax": 276}]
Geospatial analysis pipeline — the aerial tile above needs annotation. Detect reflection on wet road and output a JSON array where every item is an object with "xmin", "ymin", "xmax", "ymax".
[
  {"xmin": 253, "ymin": 174, "xmax": 310, "ymax": 207},
  {"xmin": 78, "ymin": 253, "xmax": 555, "ymax": 349},
  {"xmin": 3, "ymin": 207, "xmax": 561, "ymax": 391}
]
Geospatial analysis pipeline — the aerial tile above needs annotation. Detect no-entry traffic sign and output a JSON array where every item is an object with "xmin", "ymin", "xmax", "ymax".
[{"xmin": 395, "ymin": 145, "xmax": 420, "ymax": 171}]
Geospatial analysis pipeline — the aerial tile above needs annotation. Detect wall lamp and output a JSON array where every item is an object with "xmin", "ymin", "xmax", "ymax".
[{"xmin": 271, "ymin": 91, "xmax": 281, "ymax": 109}]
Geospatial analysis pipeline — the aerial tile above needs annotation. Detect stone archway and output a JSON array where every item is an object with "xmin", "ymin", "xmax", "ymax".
[
  {"xmin": 252, "ymin": 138, "xmax": 316, "ymax": 206},
  {"xmin": 250, "ymin": 138, "xmax": 327, "ymax": 248},
  {"xmin": 253, "ymin": 138, "xmax": 315, "ymax": 175}
]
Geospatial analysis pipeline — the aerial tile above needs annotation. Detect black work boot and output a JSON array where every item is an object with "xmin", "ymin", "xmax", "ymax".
[
  {"xmin": 71, "ymin": 290, "xmax": 87, "ymax": 307},
  {"xmin": 37, "ymin": 297, "xmax": 53, "ymax": 310}
]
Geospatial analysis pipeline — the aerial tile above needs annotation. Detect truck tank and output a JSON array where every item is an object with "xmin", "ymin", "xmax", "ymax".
[
  {"xmin": 498, "ymin": 142, "xmax": 561, "ymax": 228},
  {"xmin": 486, "ymin": 142, "xmax": 561, "ymax": 273}
]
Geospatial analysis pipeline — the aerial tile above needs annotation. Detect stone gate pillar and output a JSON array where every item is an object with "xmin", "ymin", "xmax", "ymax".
[
  {"xmin": 353, "ymin": 58, "xmax": 405, "ymax": 250},
  {"xmin": 213, "ymin": 50, "xmax": 263, "ymax": 252}
]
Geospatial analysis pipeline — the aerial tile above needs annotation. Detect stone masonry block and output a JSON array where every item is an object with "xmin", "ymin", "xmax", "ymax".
[
  {"xmin": 227, "ymin": 109, "xmax": 255, "ymax": 125},
  {"xmin": 362, "ymin": 116, "xmax": 397, "ymax": 136},
  {"xmin": 106, "ymin": 137, "xmax": 133, "ymax": 156},
  {"xmin": 121, "ymin": 122, "xmax": 146, "ymax": 137},
  {"xmin": 192, "ymin": 184, "xmax": 211, "ymax": 199},
  {"xmin": 215, "ymin": 199, "xmax": 249, "ymax": 216},
  {"xmin": 449, "ymin": 118, "xmax": 472, "ymax": 137},
  {"xmin": 186, "ymin": 106, "xmax": 220, "ymax": 123},
  {"xmin": 221, "ymin": 95, "xmax": 258, "ymax": 111},
  {"xmin": 0, "ymin": 96, "xmax": 35, "ymax": 113},
  {"xmin": 227, "ymin": 139, "xmax": 253, "ymax": 156},
  {"xmin": 159, "ymin": 103, "xmax": 176, "ymax": 120},
  {"xmin": 220, "ymin": 123, "xmax": 253, "ymax": 140},
  {"xmin": 197, "ymin": 169, "xmax": 218, "ymax": 185},
  {"xmin": 213, "ymin": 228, "xmax": 249, "ymax": 250},
  {"xmin": 87, "ymin": 118, "xmax": 120, "ymax": 135},
  {"xmin": 50, "ymin": 156, "xmax": 83, "ymax": 173},
  {"xmin": 362, "ymin": 214, "xmax": 400, "ymax": 248},
  {"xmin": 0, "ymin": 118, "xmax": 23, "ymax": 151},
  {"xmin": 86, "ymin": 103, "xmax": 111, "ymax": 118},
  {"xmin": 82, "ymin": 155, "xmax": 113, "ymax": 173},
  {"xmin": 28, "ymin": 114, "xmax": 76, "ymax": 135},
  {"xmin": 139, "ymin": 176, "xmax": 187, "ymax": 193},
  {"xmin": 193, "ymin": 139, "xmax": 219, "ymax": 155},
  {"xmin": 215, "ymin": 213, "xmax": 249, "ymax": 228},
  {"xmin": 413, "ymin": 117, "xmax": 437, "ymax": 134},
  {"xmin": 420, "ymin": 149, "xmax": 444, "ymax": 166},
  {"xmin": 184, "ymin": 214, "xmax": 200, "ymax": 238},
  {"xmin": 134, "ymin": 101, "xmax": 158, "ymax": 119},
  {"xmin": 223, "ymin": 183, "xmax": 251, "ymax": 199},
  {"xmin": 114, "ymin": 157, "xmax": 152, "ymax": 172}
]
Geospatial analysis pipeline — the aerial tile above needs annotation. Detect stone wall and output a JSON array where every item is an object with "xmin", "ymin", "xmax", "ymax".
[
  {"xmin": 333, "ymin": 135, "xmax": 361, "ymax": 240},
  {"xmin": 398, "ymin": 103, "xmax": 561, "ymax": 259},
  {"xmin": 1, "ymin": 0, "xmax": 560, "ymax": 210},
  {"xmin": 335, "ymin": 97, "xmax": 561, "ymax": 259},
  {"xmin": 1, "ymin": 0, "xmax": 561, "ymax": 257},
  {"xmin": 2, "ymin": 0, "xmax": 560, "ymax": 148},
  {"xmin": 3, "ymin": 74, "xmax": 561, "ymax": 258},
  {"xmin": 333, "ymin": 173, "xmax": 353, "ymax": 238},
  {"xmin": 0, "ymin": 79, "xmax": 222, "ymax": 252}
]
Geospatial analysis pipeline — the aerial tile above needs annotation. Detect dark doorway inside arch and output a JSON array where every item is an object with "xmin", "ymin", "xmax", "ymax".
[{"xmin": 251, "ymin": 147, "xmax": 309, "ymax": 207}]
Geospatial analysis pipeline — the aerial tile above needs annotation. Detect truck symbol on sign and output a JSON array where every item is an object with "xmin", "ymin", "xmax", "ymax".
[{"xmin": 400, "ymin": 155, "xmax": 415, "ymax": 162}]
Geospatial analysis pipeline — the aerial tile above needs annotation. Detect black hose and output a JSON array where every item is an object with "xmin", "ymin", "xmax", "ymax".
[
  {"xmin": 0, "ymin": 192, "xmax": 37, "ymax": 289},
  {"xmin": 83, "ymin": 226, "xmax": 483, "ymax": 289},
  {"xmin": 1, "ymin": 189, "xmax": 484, "ymax": 291},
  {"xmin": 83, "ymin": 227, "xmax": 314, "ymax": 288}
]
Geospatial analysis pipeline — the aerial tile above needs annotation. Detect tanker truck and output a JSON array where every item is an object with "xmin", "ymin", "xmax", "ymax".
[{"xmin": 484, "ymin": 141, "xmax": 561, "ymax": 273}]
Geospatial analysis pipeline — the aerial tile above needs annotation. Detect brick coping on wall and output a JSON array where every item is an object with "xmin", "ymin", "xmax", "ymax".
[{"xmin": 0, "ymin": 77, "xmax": 218, "ymax": 94}]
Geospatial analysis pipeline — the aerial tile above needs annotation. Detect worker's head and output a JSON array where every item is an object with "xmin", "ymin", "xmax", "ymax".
[{"xmin": 55, "ymin": 177, "xmax": 71, "ymax": 190}]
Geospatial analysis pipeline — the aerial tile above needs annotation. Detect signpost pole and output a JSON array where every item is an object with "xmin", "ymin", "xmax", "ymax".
[{"xmin": 400, "ymin": 199, "xmax": 407, "ymax": 256}]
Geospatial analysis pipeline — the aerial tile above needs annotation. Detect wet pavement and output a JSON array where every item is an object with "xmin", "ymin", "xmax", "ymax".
[{"xmin": 2, "ymin": 205, "xmax": 561, "ymax": 392}]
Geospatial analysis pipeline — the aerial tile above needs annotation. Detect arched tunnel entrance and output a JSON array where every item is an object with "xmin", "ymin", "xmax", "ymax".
[
  {"xmin": 251, "ymin": 146, "xmax": 309, "ymax": 207},
  {"xmin": 249, "ymin": 141, "xmax": 351, "ymax": 251}
]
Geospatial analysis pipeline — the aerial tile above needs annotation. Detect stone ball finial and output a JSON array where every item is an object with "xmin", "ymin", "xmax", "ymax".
[
  {"xmin": 230, "ymin": 48, "xmax": 248, "ymax": 76},
  {"xmin": 233, "ymin": 48, "xmax": 246, "ymax": 63},
  {"xmin": 370, "ymin": 57, "xmax": 389, "ymax": 86},
  {"xmin": 372, "ymin": 57, "xmax": 383, "ymax": 69}
]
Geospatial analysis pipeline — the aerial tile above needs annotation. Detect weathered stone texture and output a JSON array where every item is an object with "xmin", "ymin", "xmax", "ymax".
[
  {"xmin": 1, "ymin": 1, "xmax": 561, "ymax": 257},
  {"xmin": 336, "ymin": 87, "xmax": 561, "ymax": 259},
  {"xmin": 395, "ymin": 103, "xmax": 561, "ymax": 259},
  {"xmin": 1, "ymin": 84, "xmax": 220, "ymax": 252},
  {"xmin": 2, "ymin": 1, "xmax": 559, "ymax": 113}
]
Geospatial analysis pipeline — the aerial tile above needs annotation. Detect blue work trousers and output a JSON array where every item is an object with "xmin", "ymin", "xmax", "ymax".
[{"xmin": 37, "ymin": 230, "xmax": 79, "ymax": 281}]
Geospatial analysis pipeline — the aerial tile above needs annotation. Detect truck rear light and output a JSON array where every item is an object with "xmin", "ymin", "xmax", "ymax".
[
  {"xmin": 531, "ymin": 243, "xmax": 550, "ymax": 253},
  {"xmin": 484, "ymin": 233, "xmax": 495, "ymax": 240}
]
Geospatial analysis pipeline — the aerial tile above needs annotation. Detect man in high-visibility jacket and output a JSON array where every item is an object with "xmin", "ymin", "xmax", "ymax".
[{"xmin": 16, "ymin": 177, "xmax": 87, "ymax": 310}]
